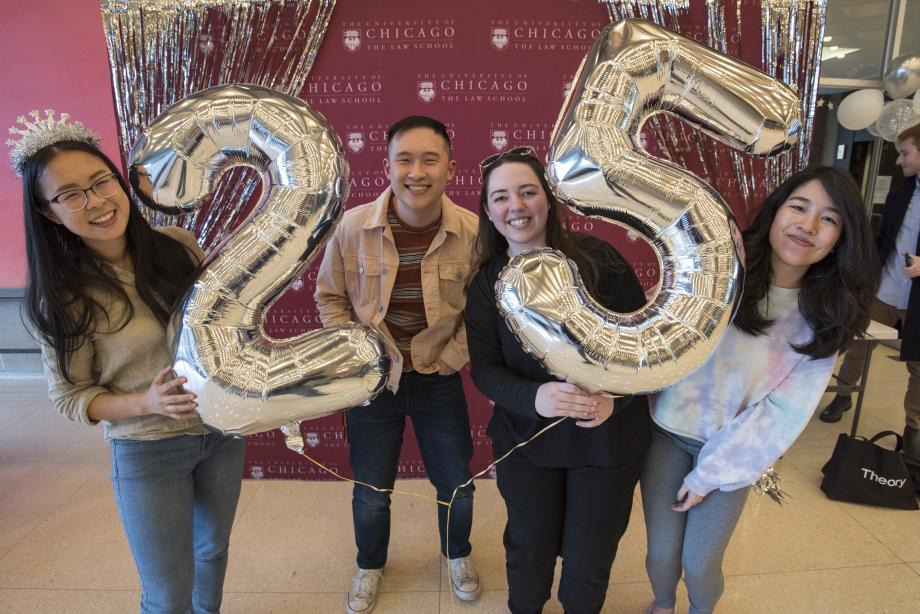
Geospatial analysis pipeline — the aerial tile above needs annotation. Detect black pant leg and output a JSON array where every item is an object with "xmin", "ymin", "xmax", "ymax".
[
  {"xmin": 557, "ymin": 457, "xmax": 644, "ymax": 614},
  {"xmin": 495, "ymin": 452, "xmax": 566, "ymax": 614}
]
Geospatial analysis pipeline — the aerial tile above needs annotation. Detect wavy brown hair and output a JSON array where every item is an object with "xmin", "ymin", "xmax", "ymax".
[
  {"xmin": 475, "ymin": 150, "xmax": 626, "ymax": 302},
  {"xmin": 735, "ymin": 166, "xmax": 878, "ymax": 359}
]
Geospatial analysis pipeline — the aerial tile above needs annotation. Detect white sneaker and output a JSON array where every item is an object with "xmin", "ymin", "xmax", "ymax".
[
  {"xmin": 346, "ymin": 567, "xmax": 383, "ymax": 614},
  {"xmin": 446, "ymin": 555, "xmax": 481, "ymax": 601}
]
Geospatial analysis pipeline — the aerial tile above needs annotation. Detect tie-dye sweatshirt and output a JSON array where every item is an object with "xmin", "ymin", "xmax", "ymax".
[{"xmin": 650, "ymin": 285, "xmax": 836, "ymax": 496}]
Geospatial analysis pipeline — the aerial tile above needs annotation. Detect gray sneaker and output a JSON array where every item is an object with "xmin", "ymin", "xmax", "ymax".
[
  {"xmin": 446, "ymin": 555, "xmax": 481, "ymax": 601},
  {"xmin": 346, "ymin": 567, "xmax": 383, "ymax": 614}
]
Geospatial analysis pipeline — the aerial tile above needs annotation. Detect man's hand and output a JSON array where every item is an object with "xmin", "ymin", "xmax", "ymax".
[{"xmin": 904, "ymin": 253, "xmax": 920, "ymax": 278}]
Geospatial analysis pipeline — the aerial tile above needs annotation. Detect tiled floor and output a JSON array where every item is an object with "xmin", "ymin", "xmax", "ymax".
[{"xmin": 1, "ymin": 348, "xmax": 919, "ymax": 613}]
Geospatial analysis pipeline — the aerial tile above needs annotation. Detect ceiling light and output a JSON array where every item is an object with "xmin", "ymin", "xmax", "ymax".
[{"xmin": 822, "ymin": 46, "xmax": 860, "ymax": 61}]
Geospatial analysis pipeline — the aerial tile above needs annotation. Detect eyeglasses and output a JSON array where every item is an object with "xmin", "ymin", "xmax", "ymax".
[
  {"xmin": 479, "ymin": 146, "xmax": 538, "ymax": 171},
  {"xmin": 47, "ymin": 173, "xmax": 120, "ymax": 212}
]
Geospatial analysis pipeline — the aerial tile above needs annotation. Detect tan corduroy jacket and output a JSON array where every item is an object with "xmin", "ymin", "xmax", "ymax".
[{"xmin": 315, "ymin": 188, "xmax": 479, "ymax": 381}]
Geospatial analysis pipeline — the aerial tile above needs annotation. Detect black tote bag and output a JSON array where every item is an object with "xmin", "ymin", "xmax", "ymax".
[
  {"xmin": 902, "ymin": 453, "xmax": 920, "ymax": 496},
  {"xmin": 820, "ymin": 431, "xmax": 918, "ymax": 510}
]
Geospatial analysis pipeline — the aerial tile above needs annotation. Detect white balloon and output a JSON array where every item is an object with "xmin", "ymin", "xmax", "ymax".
[
  {"xmin": 883, "ymin": 54, "xmax": 920, "ymax": 100},
  {"xmin": 877, "ymin": 99, "xmax": 920, "ymax": 141},
  {"xmin": 837, "ymin": 88, "xmax": 885, "ymax": 131},
  {"xmin": 867, "ymin": 122, "xmax": 881, "ymax": 137}
]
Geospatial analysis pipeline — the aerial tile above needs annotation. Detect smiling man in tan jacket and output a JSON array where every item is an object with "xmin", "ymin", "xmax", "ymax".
[{"xmin": 315, "ymin": 115, "xmax": 480, "ymax": 614}]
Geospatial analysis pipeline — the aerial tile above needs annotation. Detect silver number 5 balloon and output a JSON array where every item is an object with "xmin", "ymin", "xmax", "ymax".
[
  {"xmin": 130, "ymin": 84, "xmax": 394, "ymax": 436},
  {"xmin": 498, "ymin": 19, "xmax": 802, "ymax": 394}
]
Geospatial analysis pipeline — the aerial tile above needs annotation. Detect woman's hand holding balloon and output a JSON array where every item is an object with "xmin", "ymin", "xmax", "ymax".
[
  {"xmin": 85, "ymin": 366, "xmax": 199, "ymax": 422},
  {"xmin": 139, "ymin": 366, "xmax": 199, "ymax": 420},
  {"xmin": 575, "ymin": 394, "xmax": 615, "ymax": 429},
  {"xmin": 535, "ymin": 382, "xmax": 598, "ymax": 420}
]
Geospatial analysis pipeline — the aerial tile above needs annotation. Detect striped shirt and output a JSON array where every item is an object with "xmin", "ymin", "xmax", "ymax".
[{"xmin": 385, "ymin": 204, "xmax": 441, "ymax": 370}]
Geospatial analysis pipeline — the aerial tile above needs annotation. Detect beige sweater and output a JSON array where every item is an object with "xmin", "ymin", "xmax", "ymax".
[{"xmin": 42, "ymin": 226, "xmax": 209, "ymax": 440}]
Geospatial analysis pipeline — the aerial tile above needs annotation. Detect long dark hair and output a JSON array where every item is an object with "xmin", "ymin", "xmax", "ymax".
[
  {"xmin": 735, "ymin": 166, "xmax": 878, "ymax": 359},
  {"xmin": 22, "ymin": 140, "xmax": 198, "ymax": 381},
  {"xmin": 475, "ymin": 150, "xmax": 617, "ymax": 297}
]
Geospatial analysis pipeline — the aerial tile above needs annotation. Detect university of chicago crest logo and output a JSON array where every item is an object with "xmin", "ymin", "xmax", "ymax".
[
  {"xmin": 250, "ymin": 465, "xmax": 264, "ymax": 479},
  {"xmin": 346, "ymin": 131, "xmax": 365, "ymax": 154},
  {"xmin": 491, "ymin": 26, "xmax": 509, "ymax": 51},
  {"xmin": 490, "ymin": 129, "xmax": 508, "ymax": 151},
  {"xmin": 305, "ymin": 432, "xmax": 321, "ymax": 448},
  {"xmin": 343, "ymin": 29, "xmax": 361, "ymax": 52},
  {"xmin": 417, "ymin": 80, "xmax": 436, "ymax": 104}
]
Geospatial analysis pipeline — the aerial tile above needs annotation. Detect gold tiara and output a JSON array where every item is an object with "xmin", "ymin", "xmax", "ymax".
[{"xmin": 6, "ymin": 109, "xmax": 100, "ymax": 177}]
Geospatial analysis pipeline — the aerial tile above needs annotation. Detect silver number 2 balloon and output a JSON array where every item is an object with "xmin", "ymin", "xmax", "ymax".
[
  {"xmin": 130, "ymin": 84, "xmax": 394, "ymax": 436},
  {"xmin": 497, "ymin": 19, "xmax": 802, "ymax": 394}
]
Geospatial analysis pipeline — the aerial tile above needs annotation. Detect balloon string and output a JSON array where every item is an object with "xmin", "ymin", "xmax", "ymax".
[
  {"xmin": 292, "ymin": 446, "xmax": 445, "ymax": 506},
  {"xmin": 282, "ymin": 416, "xmax": 568, "ymax": 608},
  {"xmin": 284, "ymin": 416, "xmax": 567, "ymax": 508},
  {"xmin": 443, "ymin": 416, "xmax": 566, "ymax": 612},
  {"xmin": 449, "ymin": 415, "xmax": 567, "ymax": 495}
]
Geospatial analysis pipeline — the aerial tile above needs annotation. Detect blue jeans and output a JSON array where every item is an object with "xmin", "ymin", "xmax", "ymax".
[
  {"xmin": 346, "ymin": 370, "xmax": 475, "ymax": 569},
  {"xmin": 110, "ymin": 433, "xmax": 245, "ymax": 614}
]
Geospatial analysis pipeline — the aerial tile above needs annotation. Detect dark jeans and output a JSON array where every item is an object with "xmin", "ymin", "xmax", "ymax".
[
  {"xmin": 496, "ymin": 452, "xmax": 644, "ymax": 614},
  {"xmin": 346, "ymin": 370, "xmax": 474, "ymax": 569}
]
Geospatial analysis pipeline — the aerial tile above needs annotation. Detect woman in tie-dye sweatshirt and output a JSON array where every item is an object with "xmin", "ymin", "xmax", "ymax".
[{"xmin": 642, "ymin": 167, "xmax": 878, "ymax": 614}]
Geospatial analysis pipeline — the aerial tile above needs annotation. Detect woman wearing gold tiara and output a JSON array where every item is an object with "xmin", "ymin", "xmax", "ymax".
[{"xmin": 8, "ymin": 111, "xmax": 244, "ymax": 614}]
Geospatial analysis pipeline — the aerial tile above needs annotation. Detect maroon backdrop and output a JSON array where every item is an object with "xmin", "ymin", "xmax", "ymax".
[
  {"xmin": 0, "ymin": 1, "xmax": 814, "ymax": 481},
  {"xmin": 246, "ymin": 0, "xmax": 776, "ymax": 481}
]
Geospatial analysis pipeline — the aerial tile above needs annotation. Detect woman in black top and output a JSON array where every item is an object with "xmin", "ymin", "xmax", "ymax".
[{"xmin": 465, "ymin": 147, "xmax": 651, "ymax": 614}]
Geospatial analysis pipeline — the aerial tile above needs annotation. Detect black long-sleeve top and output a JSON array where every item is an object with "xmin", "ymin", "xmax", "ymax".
[{"xmin": 465, "ymin": 236, "xmax": 652, "ymax": 468}]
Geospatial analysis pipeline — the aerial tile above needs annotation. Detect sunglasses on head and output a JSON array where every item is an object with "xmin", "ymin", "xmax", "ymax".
[{"xmin": 479, "ymin": 146, "xmax": 538, "ymax": 171}]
